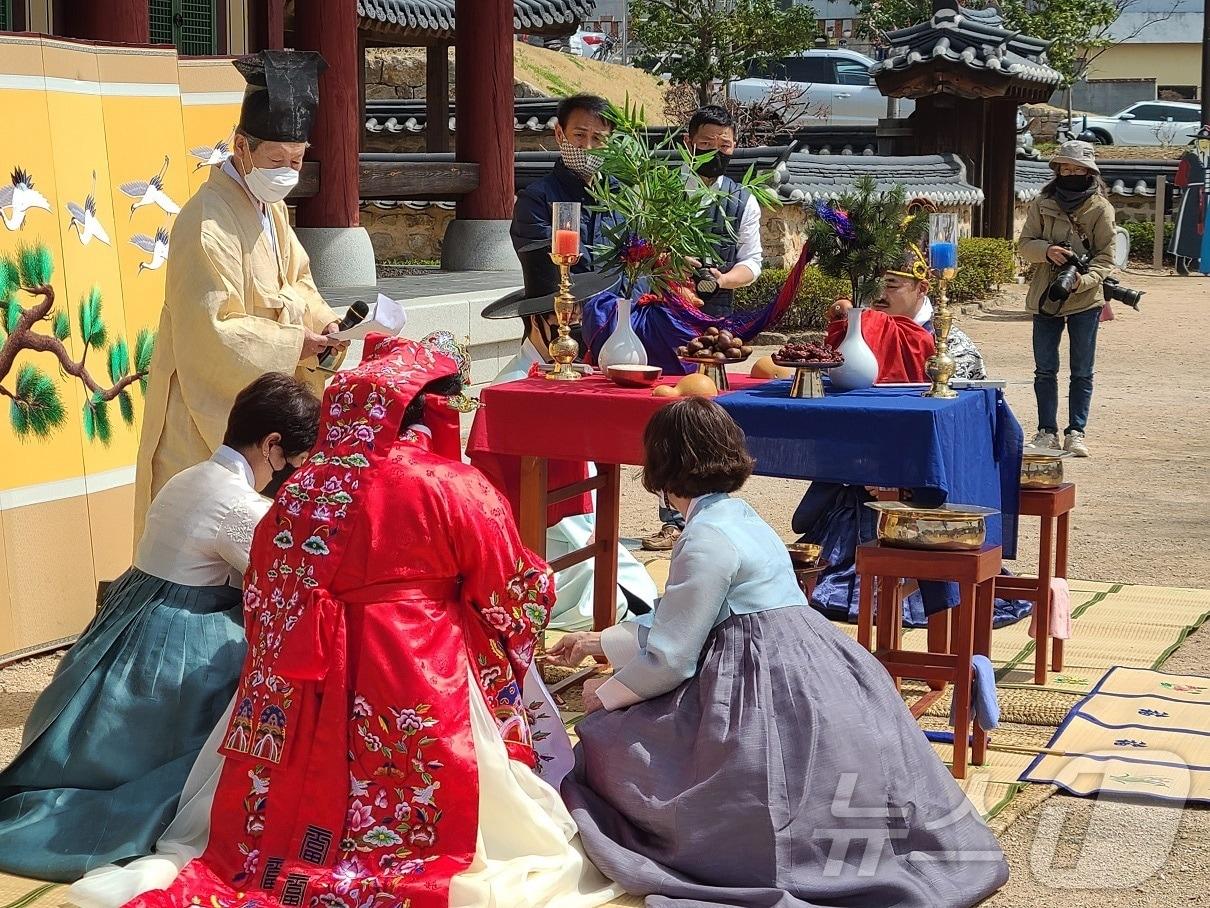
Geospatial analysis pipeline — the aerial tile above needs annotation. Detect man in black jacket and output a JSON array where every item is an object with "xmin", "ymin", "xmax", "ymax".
[{"xmin": 510, "ymin": 93, "xmax": 619, "ymax": 273}]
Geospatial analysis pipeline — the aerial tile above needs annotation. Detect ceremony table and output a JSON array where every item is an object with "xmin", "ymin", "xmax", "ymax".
[{"xmin": 465, "ymin": 374, "xmax": 1023, "ymax": 632}]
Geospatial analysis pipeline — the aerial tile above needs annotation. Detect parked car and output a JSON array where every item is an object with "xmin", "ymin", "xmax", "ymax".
[
  {"xmin": 729, "ymin": 49, "xmax": 914, "ymax": 126},
  {"xmin": 569, "ymin": 27, "xmax": 609, "ymax": 59},
  {"xmin": 1063, "ymin": 101, "xmax": 1202, "ymax": 146}
]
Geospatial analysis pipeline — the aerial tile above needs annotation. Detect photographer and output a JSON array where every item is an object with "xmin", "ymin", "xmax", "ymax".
[{"xmin": 1018, "ymin": 141, "xmax": 1118, "ymax": 458}]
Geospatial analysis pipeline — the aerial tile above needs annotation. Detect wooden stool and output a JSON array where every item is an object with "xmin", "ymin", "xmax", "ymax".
[
  {"xmin": 995, "ymin": 483, "xmax": 1075, "ymax": 685},
  {"xmin": 856, "ymin": 543, "xmax": 1002, "ymax": 779}
]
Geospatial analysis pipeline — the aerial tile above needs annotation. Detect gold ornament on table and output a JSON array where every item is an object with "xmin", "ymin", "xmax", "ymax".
[
  {"xmin": 923, "ymin": 212, "xmax": 959, "ymax": 399},
  {"xmin": 546, "ymin": 201, "xmax": 583, "ymax": 381}
]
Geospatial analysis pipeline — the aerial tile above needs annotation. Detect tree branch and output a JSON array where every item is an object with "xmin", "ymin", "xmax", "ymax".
[{"xmin": 0, "ymin": 285, "xmax": 147, "ymax": 406}]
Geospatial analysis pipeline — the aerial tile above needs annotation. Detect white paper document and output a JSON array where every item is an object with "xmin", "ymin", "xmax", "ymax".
[{"xmin": 330, "ymin": 293, "xmax": 408, "ymax": 340}]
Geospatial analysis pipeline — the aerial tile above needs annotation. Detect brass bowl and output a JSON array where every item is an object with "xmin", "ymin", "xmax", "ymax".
[
  {"xmin": 787, "ymin": 542, "xmax": 821, "ymax": 566},
  {"xmin": 1020, "ymin": 446, "xmax": 1071, "ymax": 488},
  {"xmin": 865, "ymin": 501, "xmax": 998, "ymax": 552},
  {"xmin": 606, "ymin": 364, "xmax": 663, "ymax": 388}
]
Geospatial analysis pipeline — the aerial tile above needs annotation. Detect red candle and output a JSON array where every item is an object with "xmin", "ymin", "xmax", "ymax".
[{"xmin": 553, "ymin": 229, "xmax": 580, "ymax": 257}]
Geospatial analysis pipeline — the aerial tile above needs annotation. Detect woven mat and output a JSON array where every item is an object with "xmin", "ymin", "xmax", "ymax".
[
  {"xmin": 0, "ymin": 876, "xmax": 64, "ymax": 908},
  {"xmin": 1021, "ymin": 667, "xmax": 1210, "ymax": 803}
]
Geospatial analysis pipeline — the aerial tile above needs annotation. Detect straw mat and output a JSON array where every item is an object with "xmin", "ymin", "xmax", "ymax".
[{"xmin": 1022, "ymin": 666, "xmax": 1210, "ymax": 803}]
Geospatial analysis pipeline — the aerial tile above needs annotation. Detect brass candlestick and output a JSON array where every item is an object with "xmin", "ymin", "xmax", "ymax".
[
  {"xmin": 923, "ymin": 265, "xmax": 958, "ymax": 399},
  {"xmin": 545, "ymin": 251, "xmax": 582, "ymax": 381}
]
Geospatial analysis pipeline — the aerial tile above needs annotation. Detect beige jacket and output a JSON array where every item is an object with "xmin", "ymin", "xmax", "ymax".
[
  {"xmin": 1018, "ymin": 193, "xmax": 1117, "ymax": 317},
  {"xmin": 132, "ymin": 167, "xmax": 340, "ymax": 545}
]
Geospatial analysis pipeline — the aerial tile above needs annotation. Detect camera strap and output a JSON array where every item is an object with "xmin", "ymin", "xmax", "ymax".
[{"xmin": 1063, "ymin": 213, "xmax": 1091, "ymax": 256}]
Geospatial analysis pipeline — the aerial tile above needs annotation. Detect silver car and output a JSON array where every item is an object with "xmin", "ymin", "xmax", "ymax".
[{"xmin": 729, "ymin": 49, "xmax": 915, "ymax": 127}]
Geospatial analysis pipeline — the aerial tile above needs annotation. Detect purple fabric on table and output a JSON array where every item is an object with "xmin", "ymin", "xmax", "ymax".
[
  {"xmin": 562, "ymin": 606, "xmax": 1009, "ymax": 908},
  {"xmin": 581, "ymin": 245, "xmax": 811, "ymax": 375}
]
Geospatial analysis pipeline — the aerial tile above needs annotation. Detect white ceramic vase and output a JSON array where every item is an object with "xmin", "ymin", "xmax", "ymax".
[
  {"xmin": 597, "ymin": 296, "xmax": 648, "ymax": 369},
  {"xmin": 828, "ymin": 306, "xmax": 879, "ymax": 391}
]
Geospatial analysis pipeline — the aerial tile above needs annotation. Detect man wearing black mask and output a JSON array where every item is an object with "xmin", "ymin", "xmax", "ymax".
[
  {"xmin": 682, "ymin": 105, "xmax": 764, "ymax": 319},
  {"xmin": 511, "ymin": 93, "xmax": 620, "ymax": 273}
]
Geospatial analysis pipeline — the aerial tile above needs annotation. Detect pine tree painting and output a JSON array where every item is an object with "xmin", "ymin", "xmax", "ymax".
[{"xmin": 0, "ymin": 242, "xmax": 154, "ymax": 444}]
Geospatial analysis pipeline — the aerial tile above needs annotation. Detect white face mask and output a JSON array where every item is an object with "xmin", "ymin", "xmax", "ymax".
[{"xmin": 243, "ymin": 164, "xmax": 299, "ymax": 204}]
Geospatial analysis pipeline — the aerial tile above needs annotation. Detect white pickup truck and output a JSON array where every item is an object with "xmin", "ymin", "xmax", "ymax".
[{"xmin": 729, "ymin": 48, "xmax": 914, "ymax": 127}]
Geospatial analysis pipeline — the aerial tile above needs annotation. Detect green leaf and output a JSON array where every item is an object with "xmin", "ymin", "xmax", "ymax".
[
  {"xmin": 107, "ymin": 337, "xmax": 131, "ymax": 384},
  {"xmin": 10, "ymin": 364, "xmax": 66, "ymax": 438},
  {"xmin": 77, "ymin": 286, "xmax": 107, "ymax": 350},
  {"xmin": 118, "ymin": 390, "xmax": 135, "ymax": 426},
  {"xmin": 83, "ymin": 393, "xmax": 112, "ymax": 445},
  {"xmin": 4, "ymin": 298, "xmax": 20, "ymax": 335},
  {"xmin": 53, "ymin": 310, "xmax": 70, "ymax": 341},
  {"xmin": 0, "ymin": 258, "xmax": 20, "ymax": 298},
  {"xmin": 17, "ymin": 244, "xmax": 53, "ymax": 288},
  {"xmin": 135, "ymin": 327, "xmax": 155, "ymax": 373}
]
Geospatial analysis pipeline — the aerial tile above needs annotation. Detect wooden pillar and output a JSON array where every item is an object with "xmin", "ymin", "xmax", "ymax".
[
  {"xmin": 358, "ymin": 35, "xmax": 367, "ymax": 153},
  {"xmin": 294, "ymin": 0, "xmax": 360, "ymax": 228},
  {"xmin": 455, "ymin": 0, "xmax": 515, "ymax": 220},
  {"xmin": 250, "ymin": 0, "xmax": 286, "ymax": 51},
  {"xmin": 60, "ymin": 0, "xmax": 149, "ymax": 43},
  {"xmin": 426, "ymin": 43, "xmax": 451, "ymax": 154},
  {"xmin": 981, "ymin": 100, "xmax": 1018, "ymax": 240}
]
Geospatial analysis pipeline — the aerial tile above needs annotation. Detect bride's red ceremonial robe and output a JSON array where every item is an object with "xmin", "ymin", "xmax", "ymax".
[{"xmin": 122, "ymin": 340, "xmax": 617, "ymax": 908}]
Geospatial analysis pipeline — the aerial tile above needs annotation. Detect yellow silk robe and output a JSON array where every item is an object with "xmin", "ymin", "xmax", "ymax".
[{"xmin": 132, "ymin": 167, "xmax": 339, "ymax": 545}]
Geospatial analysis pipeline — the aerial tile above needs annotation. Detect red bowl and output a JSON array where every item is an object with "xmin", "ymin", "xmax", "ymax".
[{"xmin": 606, "ymin": 364, "xmax": 663, "ymax": 387}]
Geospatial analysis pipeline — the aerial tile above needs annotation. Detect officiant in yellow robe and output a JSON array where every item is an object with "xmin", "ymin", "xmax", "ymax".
[{"xmin": 133, "ymin": 50, "xmax": 346, "ymax": 543}]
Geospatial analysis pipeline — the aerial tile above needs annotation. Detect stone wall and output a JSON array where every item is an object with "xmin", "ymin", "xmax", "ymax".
[{"xmin": 363, "ymin": 205, "xmax": 455, "ymax": 263}]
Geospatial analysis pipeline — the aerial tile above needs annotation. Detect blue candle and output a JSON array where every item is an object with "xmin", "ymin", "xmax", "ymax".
[{"xmin": 930, "ymin": 241, "xmax": 957, "ymax": 270}]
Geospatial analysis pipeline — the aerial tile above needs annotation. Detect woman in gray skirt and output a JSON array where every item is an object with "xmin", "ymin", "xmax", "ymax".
[{"xmin": 550, "ymin": 397, "xmax": 1009, "ymax": 907}]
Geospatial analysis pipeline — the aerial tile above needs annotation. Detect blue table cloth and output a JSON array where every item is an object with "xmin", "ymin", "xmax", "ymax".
[{"xmin": 718, "ymin": 383, "xmax": 1023, "ymax": 559}]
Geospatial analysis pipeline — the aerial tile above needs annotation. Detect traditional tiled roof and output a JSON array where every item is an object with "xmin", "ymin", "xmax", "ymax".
[
  {"xmin": 357, "ymin": 0, "xmax": 594, "ymax": 38},
  {"xmin": 872, "ymin": 2, "xmax": 1062, "ymax": 88},
  {"xmin": 364, "ymin": 99, "xmax": 880, "ymax": 153},
  {"xmin": 773, "ymin": 152, "xmax": 984, "ymax": 206},
  {"xmin": 1015, "ymin": 158, "xmax": 1180, "ymax": 201},
  {"xmin": 356, "ymin": 148, "xmax": 1177, "ymax": 211}
]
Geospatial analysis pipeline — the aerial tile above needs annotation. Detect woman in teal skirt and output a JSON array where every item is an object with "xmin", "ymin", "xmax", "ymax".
[{"xmin": 0, "ymin": 373, "xmax": 320, "ymax": 882}]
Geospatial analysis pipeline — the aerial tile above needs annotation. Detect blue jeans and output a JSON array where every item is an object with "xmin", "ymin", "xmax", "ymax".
[
  {"xmin": 1033, "ymin": 307, "xmax": 1101, "ymax": 435},
  {"xmin": 659, "ymin": 503, "xmax": 685, "ymax": 530}
]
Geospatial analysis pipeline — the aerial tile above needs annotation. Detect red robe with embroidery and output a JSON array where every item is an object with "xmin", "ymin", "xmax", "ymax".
[
  {"xmin": 826, "ymin": 308, "xmax": 936, "ymax": 383},
  {"xmin": 125, "ymin": 339, "xmax": 553, "ymax": 908}
]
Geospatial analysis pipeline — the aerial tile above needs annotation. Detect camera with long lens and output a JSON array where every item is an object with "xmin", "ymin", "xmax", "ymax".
[{"xmin": 1046, "ymin": 244, "xmax": 1142, "ymax": 311}]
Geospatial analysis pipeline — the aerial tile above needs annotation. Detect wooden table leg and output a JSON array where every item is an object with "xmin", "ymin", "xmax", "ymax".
[
  {"xmin": 520, "ymin": 457, "xmax": 550, "ymax": 658},
  {"xmin": 971, "ymin": 579, "xmax": 994, "ymax": 767},
  {"xmin": 1053, "ymin": 510, "xmax": 1070, "ymax": 673},
  {"xmin": 858, "ymin": 565, "xmax": 875, "ymax": 650},
  {"xmin": 927, "ymin": 609, "xmax": 948, "ymax": 691},
  {"xmin": 519, "ymin": 456, "xmax": 549, "ymax": 558},
  {"xmin": 592, "ymin": 464, "xmax": 622, "ymax": 633},
  {"xmin": 951, "ymin": 583, "xmax": 975, "ymax": 780},
  {"xmin": 1034, "ymin": 515, "xmax": 1055, "ymax": 685}
]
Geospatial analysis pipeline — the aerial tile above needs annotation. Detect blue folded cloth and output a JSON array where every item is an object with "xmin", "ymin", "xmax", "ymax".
[{"xmin": 949, "ymin": 654, "xmax": 1000, "ymax": 732}]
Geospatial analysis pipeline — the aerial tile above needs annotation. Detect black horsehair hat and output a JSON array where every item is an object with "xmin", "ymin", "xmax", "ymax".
[
  {"xmin": 233, "ymin": 50, "xmax": 326, "ymax": 144},
  {"xmin": 482, "ymin": 240, "xmax": 618, "ymax": 320}
]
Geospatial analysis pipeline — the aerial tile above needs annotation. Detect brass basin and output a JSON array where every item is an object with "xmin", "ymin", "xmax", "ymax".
[
  {"xmin": 1020, "ymin": 446, "xmax": 1071, "ymax": 488},
  {"xmin": 865, "ymin": 501, "xmax": 998, "ymax": 552}
]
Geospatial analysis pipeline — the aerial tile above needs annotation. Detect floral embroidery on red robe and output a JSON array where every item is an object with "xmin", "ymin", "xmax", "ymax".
[{"xmin": 126, "ymin": 336, "xmax": 553, "ymax": 908}]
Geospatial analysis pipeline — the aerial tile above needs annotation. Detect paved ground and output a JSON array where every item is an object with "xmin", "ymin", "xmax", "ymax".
[{"xmin": 1, "ymin": 269, "xmax": 1207, "ymax": 903}]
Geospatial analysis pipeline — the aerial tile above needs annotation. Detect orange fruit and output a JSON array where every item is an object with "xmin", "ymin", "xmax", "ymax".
[{"xmin": 674, "ymin": 373, "xmax": 718, "ymax": 398}]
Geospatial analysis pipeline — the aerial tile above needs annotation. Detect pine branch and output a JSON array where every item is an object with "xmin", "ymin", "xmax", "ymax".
[{"xmin": 0, "ymin": 284, "xmax": 147, "ymax": 408}]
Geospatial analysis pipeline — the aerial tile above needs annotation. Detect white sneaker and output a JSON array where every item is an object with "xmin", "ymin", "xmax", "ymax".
[
  {"xmin": 1064, "ymin": 431, "xmax": 1089, "ymax": 457},
  {"xmin": 1031, "ymin": 430, "xmax": 1060, "ymax": 450}
]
